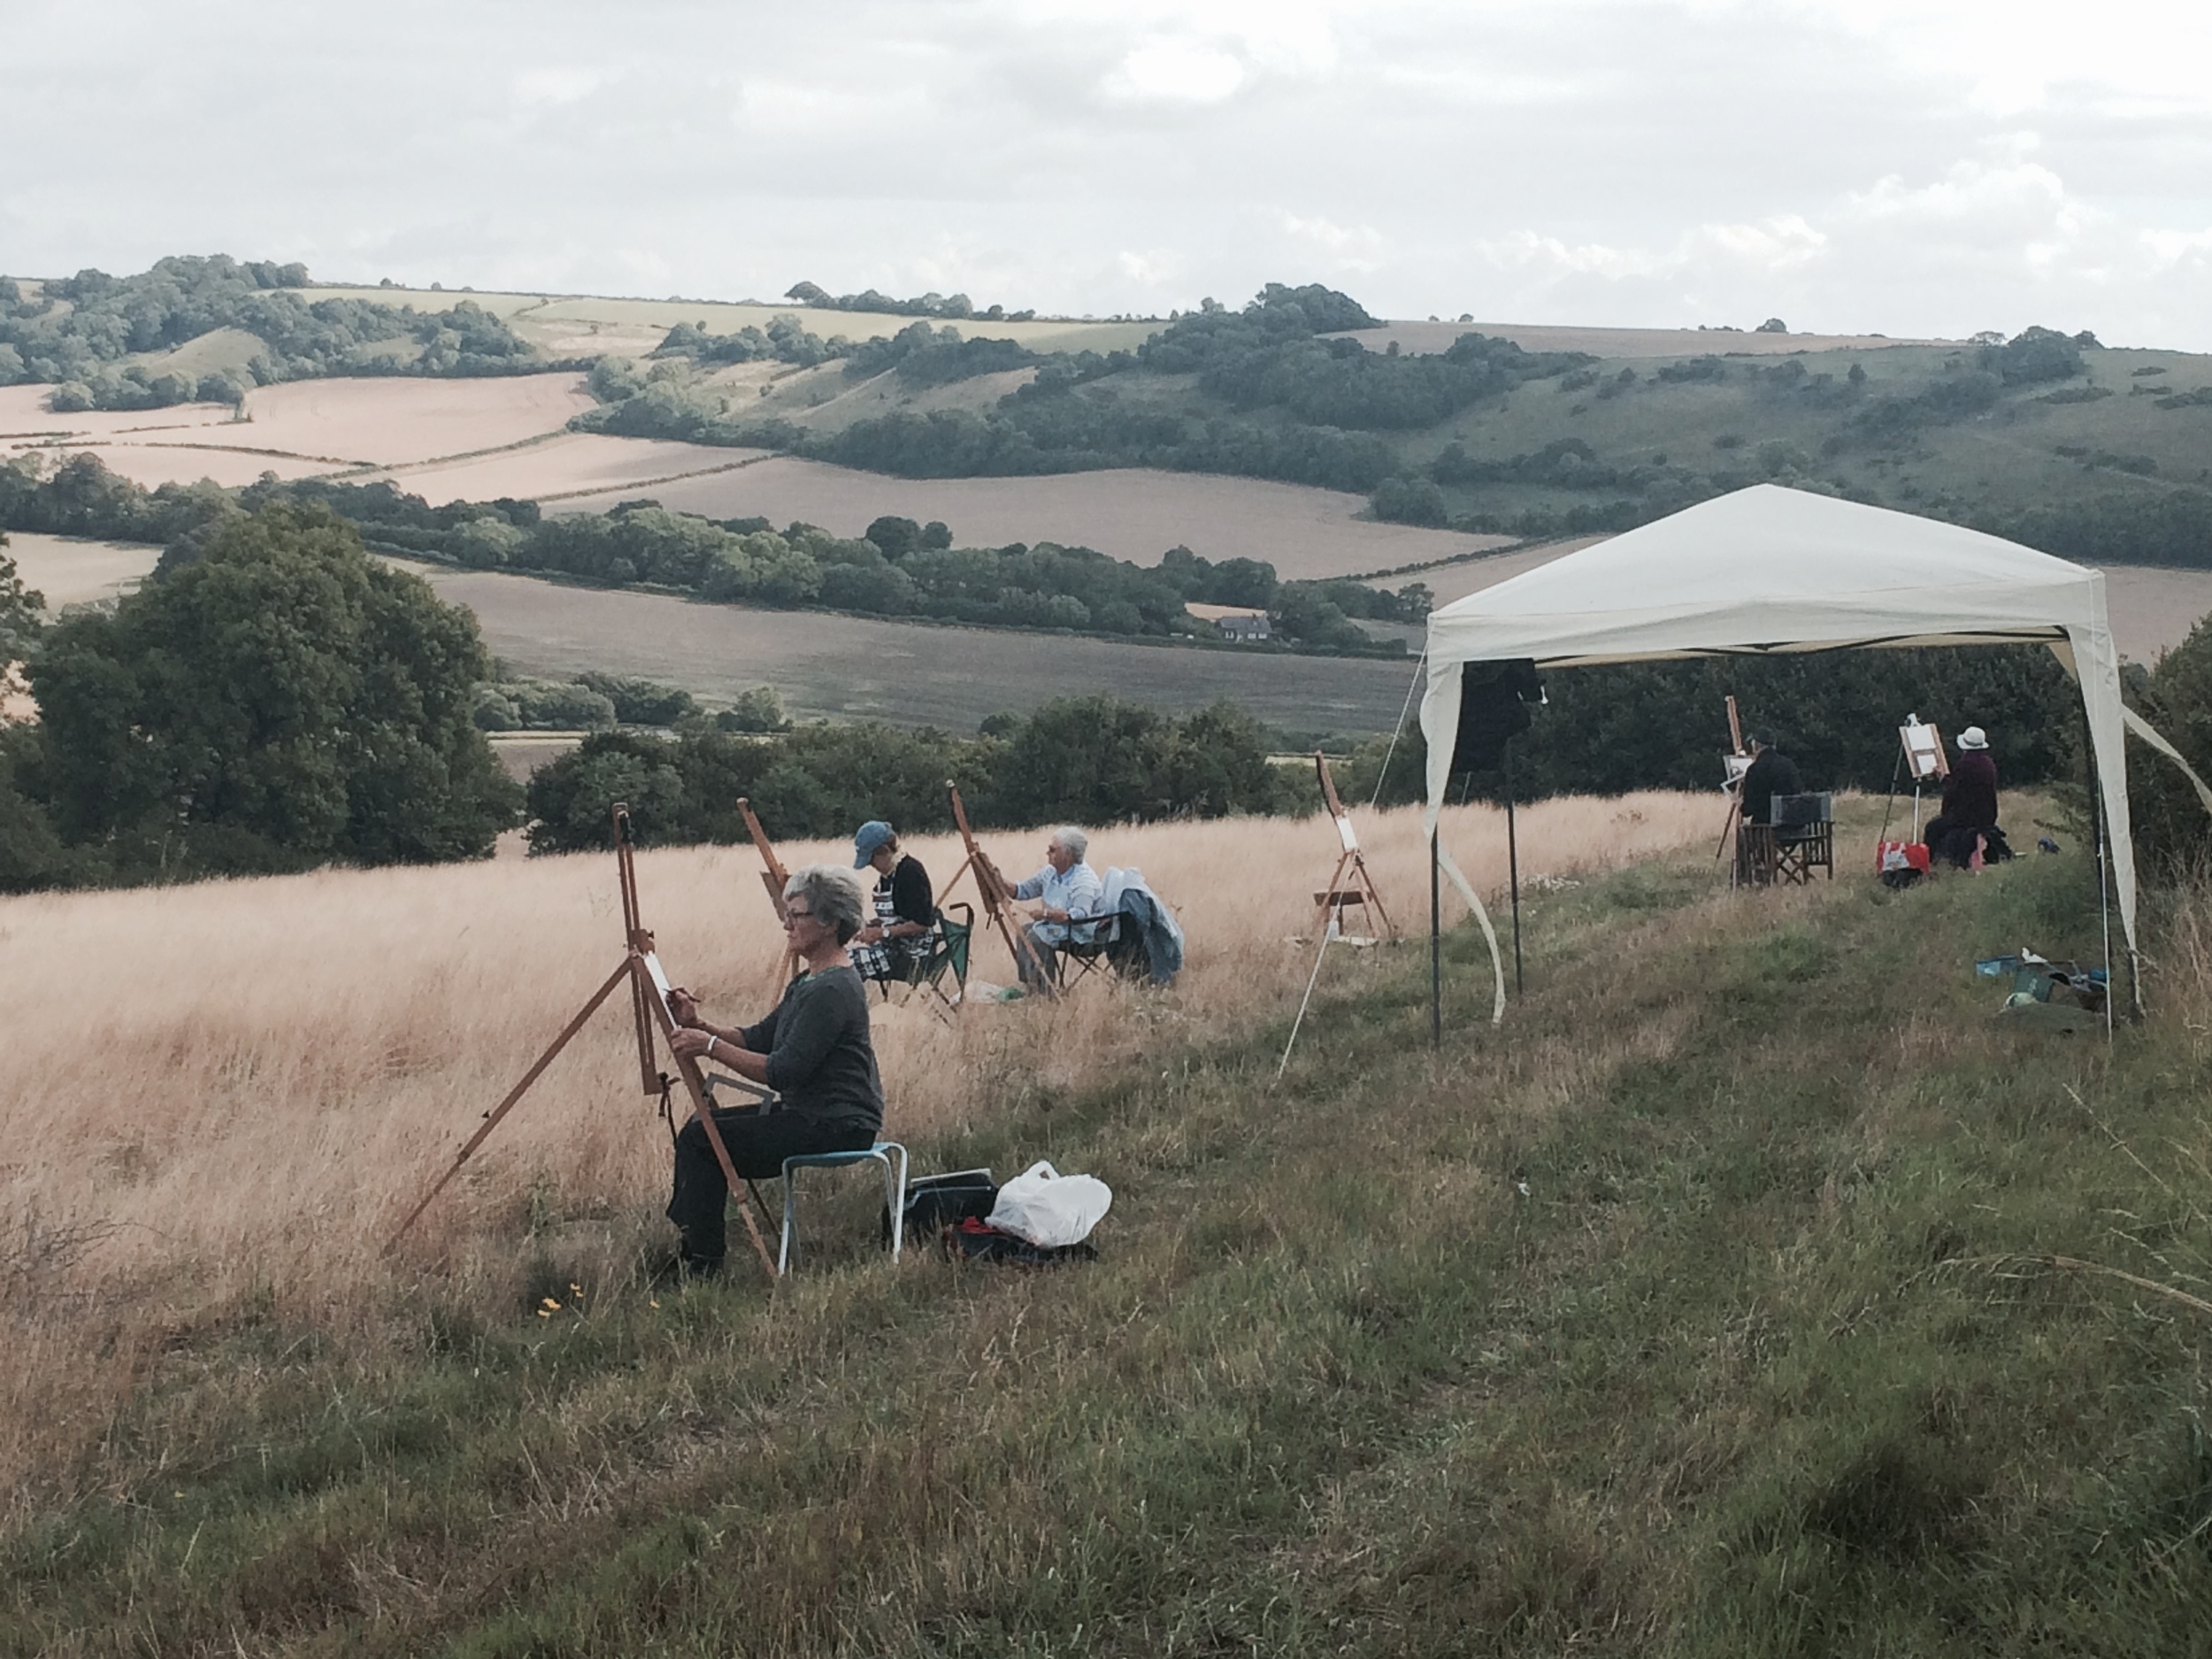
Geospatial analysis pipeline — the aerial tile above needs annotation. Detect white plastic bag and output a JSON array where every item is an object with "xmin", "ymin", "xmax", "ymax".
[{"xmin": 986, "ymin": 1160, "xmax": 1112, "ymax": 1248}]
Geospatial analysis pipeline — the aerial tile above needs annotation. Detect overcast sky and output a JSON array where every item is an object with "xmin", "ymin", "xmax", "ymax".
[{"xmin": 6, "ymin": 0, "xmax": 2211, "ymax": 348}]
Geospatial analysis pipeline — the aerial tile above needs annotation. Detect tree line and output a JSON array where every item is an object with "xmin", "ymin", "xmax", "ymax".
[
  {"xmin": 16, "ymin": 498, "xmax": 2195, "ymax": 897},
  {"xmin": 0, "ymin": 504, "xmax": 1335, "ymax": 892},
  {"xmin": 0, "ymin": 453, "xmax": 1427, "ymax": 654},
  {"xmin": 0, "ymin": 255, "xmax": 546, "ymax": 411}
]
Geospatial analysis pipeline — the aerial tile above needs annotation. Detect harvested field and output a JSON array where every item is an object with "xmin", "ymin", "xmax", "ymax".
[
  {"xmin": 9, "ymin": 442, "xmax": 332, "ymax": 488},
  {"xmin": 1335, "ymin": 320, "xmax": 1950, "ymax": 357},
  {"xmin": 2, "ymin": 374, "xmax": 596, "ymax": 485},
  {"xmin": 389, "ymin": 558, "xmax": 1425, "ymax": 734},
  {"xmin": 1369, "ymin": 535, "xmax": 1607, "ymax": 606},
  {"xmin": 548, "ymin": 457, "xmax": 1509, "ymax": 578},
  {"xmin": 0, "ymin": 385, "xmax": 239, "ymax": 443},
  {"xmin": 365, "ymin": 432, "xmax": 772, "ymax": 502},
  {"xmin": 16, "ymin": 528, "xmax": 2208, "ymax": 691},
  {"xmin": 3, "ymin": 532, "xmax": 160, "ymax": 606},
  {"xmin": 2101, "ymin": 565, "xmax": 2212, "ymax": 664},
  {"xmin": 197, "ymin": 373, "xmax": 596, "ymax": 467}
]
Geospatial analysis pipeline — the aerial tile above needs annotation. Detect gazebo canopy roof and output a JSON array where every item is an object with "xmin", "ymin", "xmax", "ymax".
[{"xmin": 1425, "ymin": 483, "xmax": 2100, "ymax": 667}]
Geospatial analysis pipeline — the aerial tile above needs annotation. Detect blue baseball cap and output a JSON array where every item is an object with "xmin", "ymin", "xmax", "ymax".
[{"xmin": 853, "ymin": 820, "xmax": 895, "ymax": 866}]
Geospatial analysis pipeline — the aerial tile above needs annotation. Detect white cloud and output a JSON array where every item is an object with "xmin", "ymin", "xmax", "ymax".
[
  {"xmin": 1119, "ymin": 248, "xmax": 1184, "ymax": 285},
  {"xmin": 511, "ymin": 68, "xmax": 602, "ymax": 107},
  {"xmin": 1104, "ymin": 39, "xmax": 1248, "ymax": 104},
  {"xmin": 6, "ymin": 0, "xmax": 2212, "ymax": 346}
]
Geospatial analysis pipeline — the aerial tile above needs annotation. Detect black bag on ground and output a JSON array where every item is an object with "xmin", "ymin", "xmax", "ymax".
[
  {"xmin": 886, "ymin": 1169, "xmax": 998, "ymax": 1248},
  {"xmin": 942, "ymin": 1217, "xmax": 1098, "ymax": 1267}
]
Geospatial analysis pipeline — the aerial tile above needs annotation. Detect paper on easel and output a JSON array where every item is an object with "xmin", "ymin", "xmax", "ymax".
[
  {"xmin": 640, "ymin": 950, "xmax": 678, "ymax": 1024},
  {"xmin": 1901, "ymin": 716, "xmax": 1948, "ymax": 781},
  {"xmin": 1335, "ymin": 814, "xmax": 1360, "ymax": 853}
]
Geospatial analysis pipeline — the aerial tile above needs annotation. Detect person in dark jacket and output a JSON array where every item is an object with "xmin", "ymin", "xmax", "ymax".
[
  {"xmin": 1737, "ymin": 734, "xmax": 1803, "ymax": 826},
  {"xmin": 849, "ymin": 820, "xmax": 934, "ymax": 984},
  {"xmin": 663, "ymin": 864, "xmax": 885, "ymax": 1275},
  {"xmin": 1922, "ymin": 725, "xmax": 2002, "ymax": 868}
]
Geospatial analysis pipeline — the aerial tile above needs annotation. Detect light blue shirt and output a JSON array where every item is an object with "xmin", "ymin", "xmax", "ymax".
[{"xmin": 1014, "ymin": 861, "xmax": 1103, "ymax": 944}]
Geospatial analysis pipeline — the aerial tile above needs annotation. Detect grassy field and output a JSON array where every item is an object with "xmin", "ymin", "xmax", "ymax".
[
  {"xmin": 389, "ymin": 558, "xmax": 1430, "ymax": 734},
  {"xmin": 8, "ymin": 797, "xmax": 2212, "ymax": 1653},
  {"xmin": 1337, "ymin": 320, "xmax": 1947, "ymax": 358},
  {"xmin": 295, "ymin": 286, "xmax": 1168, "ymax": 359},
  {"xmin": 1412, "ymin": 340, "xmax": 2212, "ymax": 526},
  {"xmin": 0, "ymin": 792, "xmax": 1712, "ymax": 1500}
]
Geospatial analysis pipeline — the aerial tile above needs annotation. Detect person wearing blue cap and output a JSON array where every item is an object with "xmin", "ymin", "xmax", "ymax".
[{"xmin": 849, "ymin": 821, "xmax": 935, "ymax": 985}]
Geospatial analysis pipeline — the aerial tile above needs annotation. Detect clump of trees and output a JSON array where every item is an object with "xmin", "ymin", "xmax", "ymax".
[
  {"xmin": 472, "ymin": 671, "xmax": 784, "ymax": 733},
  {"xmin": 0, "ymin": 503, "xmax": 519, "ymax": 889},
  {"xmin": 0, "ymin": 255, "xmax": 543, "ymax": 410},
  {"xmin": 523, "ymin": 695, "xmax": 1303, "ymax": 854},
  {"xmin": 781, "ymin": 281, "xmax": 1034, "ymax": 324}
]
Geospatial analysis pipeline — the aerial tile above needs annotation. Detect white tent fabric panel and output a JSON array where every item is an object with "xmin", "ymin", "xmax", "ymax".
[{"xmin": 1419, "ymin": 485, "xmax": 2137, "ymax": 1001}]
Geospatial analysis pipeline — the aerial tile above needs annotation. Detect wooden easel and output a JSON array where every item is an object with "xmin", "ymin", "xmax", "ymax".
[
  {"xmin": 387, "ymin": 804, "xmax": 779, "ymax": 1281},
  {"xmin": 936, "ymin": 782, "xmax": 1056, "ymax": 994},
  {"xmin": 736, "ymin": 796, "xmax": 799, "ymax": 988},
  {"xmin": 1716, "ymin": 695, "xmax": 1749, "ymax": 872},
  {"xmin": 1311, "ymin": 753, "xmax": 1394, "ymax": 941}
]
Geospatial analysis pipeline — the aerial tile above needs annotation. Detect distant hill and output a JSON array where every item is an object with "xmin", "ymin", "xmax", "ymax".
[{"xmin": 10, "ymin": 259, "xmax": 2212, "ymax": 567}]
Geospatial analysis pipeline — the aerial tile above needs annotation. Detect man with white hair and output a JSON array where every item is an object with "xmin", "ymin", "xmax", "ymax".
[{"xmin": 1011, "ymin": 826, "xmax": 1103, "ymax": 987}]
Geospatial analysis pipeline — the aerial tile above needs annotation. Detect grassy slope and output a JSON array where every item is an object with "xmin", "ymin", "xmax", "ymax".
[
  {"xmin": 8, "ymin": 804, "xmax": 2212, "ymax": 1655},
  {"xmin": 1430, "ymin": 342, "xmax": 2212, "ymax": 522},
  {"xmin": 668, "ymin": 334, "xmax": 2212, "ymax": 530},
  {"xmin": 105, "ymin": 283, "xmax": 2211, "ymax": 531}
]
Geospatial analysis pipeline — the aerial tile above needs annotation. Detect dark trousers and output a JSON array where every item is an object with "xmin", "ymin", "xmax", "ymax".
[
  {"xmin": 667, "ymin": 1105, "xmax": 876, "ymax": 1264},
  {"xmin": 1922, "ymin": 814, "xmax": 1993, "ymax": 869}
]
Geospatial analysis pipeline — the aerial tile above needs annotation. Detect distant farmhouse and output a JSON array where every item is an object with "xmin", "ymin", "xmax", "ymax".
[{"xmin": 1185, "ymin": 602, "xmax": 1271, "ymax": 642}]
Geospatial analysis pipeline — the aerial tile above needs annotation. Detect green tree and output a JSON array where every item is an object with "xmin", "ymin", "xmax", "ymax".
[
  {"xmin": 0, "ymin": 531, "xmax": 46, "ymax": 663},
  {"xmin": 29, "ymin": 502, "xmax": 518, "ymax": 875},
  {"xmin": 988, "ymin": 695, "xmax": 1175, "ymax": 825}
]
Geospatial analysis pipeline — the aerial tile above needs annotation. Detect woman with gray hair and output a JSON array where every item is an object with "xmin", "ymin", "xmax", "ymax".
[{"xmin": 663, "ymin": 864, "xmax": 885, "ymax": 1276}]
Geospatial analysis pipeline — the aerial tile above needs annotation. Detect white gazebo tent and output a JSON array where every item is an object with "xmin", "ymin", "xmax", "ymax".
[{"xmin": 1419, "ymin": 484, "xmax": 2177, "ymax": 1023}]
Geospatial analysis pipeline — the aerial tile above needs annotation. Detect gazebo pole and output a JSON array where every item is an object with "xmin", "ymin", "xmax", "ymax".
[
  {"xmin": 1506, "ymin": 751, "xmax": 1524, "ymax": 995},
  {"xmin": 1430, "ymin": 826, "xmax": 1442, "ymax": 1048}
]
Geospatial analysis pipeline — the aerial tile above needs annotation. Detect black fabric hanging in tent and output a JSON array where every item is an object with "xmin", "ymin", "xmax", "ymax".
[{"xmin": 1448, "ymin": 659, "xmax": 1546, "ymax": 776}]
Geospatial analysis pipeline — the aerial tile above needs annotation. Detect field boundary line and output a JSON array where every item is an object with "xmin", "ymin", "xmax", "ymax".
[
  {"xmin": 529, "ymin": 452, "xmax": 780, "ymax": 503},
  {"xmin": 348, "ymin": 422, "xmax": 605, "ymax": 481}
]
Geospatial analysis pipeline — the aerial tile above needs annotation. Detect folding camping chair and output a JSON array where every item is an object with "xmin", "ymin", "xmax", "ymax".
[
  {"xmin": 1769, "ymin": 791, "xmax": 1834, "ymax": 885},
  {"xmin": 867, "ymin": 902, "xmax": 974, "ymax": 1010},
  {"xmin": 1055, "ymin": 910, "xmax": 1126, "ymax": 987}
]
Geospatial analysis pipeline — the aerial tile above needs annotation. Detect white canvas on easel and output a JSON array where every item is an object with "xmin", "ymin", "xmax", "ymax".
[
  {"xmin": 1901, "ymin": 717, "xmax": 1948, "ymax": 782},
  {"xmin": 1901, "ymin": 715, "xmax": 1949, "ymax": 837}
]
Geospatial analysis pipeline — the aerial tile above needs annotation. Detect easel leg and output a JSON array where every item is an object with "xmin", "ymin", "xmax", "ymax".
[
  {"xmin": 643, "ymin": 971, "xmax": 780, "ymax": 1282},
  {"xmin": 387, "ymin": 958, "xmax": 634, "ymax": 1253}
]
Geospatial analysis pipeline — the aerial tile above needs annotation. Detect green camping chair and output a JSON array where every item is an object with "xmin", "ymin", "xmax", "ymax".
[{"xmin": 876, "ymin": 902, "xmax": 972, "ymax": 1011}]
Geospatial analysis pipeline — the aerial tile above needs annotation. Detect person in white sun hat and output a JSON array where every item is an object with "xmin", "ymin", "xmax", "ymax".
[{"xmin": 1923, "ymin": 724, "xmax": 2005, "ymax": 869}]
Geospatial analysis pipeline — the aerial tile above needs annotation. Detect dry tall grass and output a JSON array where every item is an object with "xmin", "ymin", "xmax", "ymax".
[{"xmin": 0, "ymin": 794, "xmax": 1711, "ymax": 1508}]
